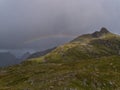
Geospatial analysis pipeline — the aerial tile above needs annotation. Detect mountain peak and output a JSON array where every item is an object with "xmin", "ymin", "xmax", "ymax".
[
  {"xmin": 71, "ymin": 27, "xmax": 112, "ymax": 42},
  {"xmin": 92, "ymin": 27, "xmax": 110, "ymax": 38},
  {"xmin": 100, "ymin": 27, "xmax": 110, "ymax": 33}
]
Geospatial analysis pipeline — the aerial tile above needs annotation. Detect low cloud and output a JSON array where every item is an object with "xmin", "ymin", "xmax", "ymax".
[{"xmin": 0, "ymin": 0, "xmax": 120, "ymax": 49}]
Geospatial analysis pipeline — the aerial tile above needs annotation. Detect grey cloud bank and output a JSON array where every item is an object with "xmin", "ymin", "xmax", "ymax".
[{"xmin": 0, "ymin": 0, "xmax": 120, "ymax": 50}]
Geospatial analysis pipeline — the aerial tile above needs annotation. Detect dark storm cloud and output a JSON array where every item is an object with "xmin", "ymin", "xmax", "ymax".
[{"xmin": 0, "ymin": 0, "xmax": 120, "ymax": 49}]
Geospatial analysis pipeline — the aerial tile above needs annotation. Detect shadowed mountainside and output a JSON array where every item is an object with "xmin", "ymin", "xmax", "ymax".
[{"xmin": 27, "ymin": 47, "xmax": 56, "ymax": 59}]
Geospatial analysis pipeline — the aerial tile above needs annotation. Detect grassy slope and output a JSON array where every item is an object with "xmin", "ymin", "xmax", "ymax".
[
  {"xmin": 40, "ymin": 33, "xmax": 120, "ymax": 63},
  {"xmin": 0, "ymin": 56, "xmax": 120, "ymax": 90},
  {"xmin": 0, "ymin": 32, "xmax": 120, "ymax": 90}
]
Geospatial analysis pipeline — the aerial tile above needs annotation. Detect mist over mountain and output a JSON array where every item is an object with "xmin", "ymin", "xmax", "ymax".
[{"xmin": 0, "ymin": 0, "xmax": 120, "ymax": 50}]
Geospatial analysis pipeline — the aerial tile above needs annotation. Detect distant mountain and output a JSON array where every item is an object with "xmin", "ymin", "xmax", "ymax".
[
  {"xmin": 0, "ymin": 52, "xmax": 17, "ymax": 67},
  {"xmin": 0, "ymin": 51, "xmax": 31, "ymax": 67},
  {"xmin": 20, "ymin": 52, "xmax": 31, "ymax": 60},
  {"xmin": 27, "ymin": 47, "xmax": 56, "ymax": 59},
  {"xmin": 0, "ymin": 27, "xmax": 120, "ymax": 89}
]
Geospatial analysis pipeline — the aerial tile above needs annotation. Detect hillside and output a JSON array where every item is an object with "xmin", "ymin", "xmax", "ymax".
[
  {"xmin": 37, "ymin": 27, "xmax": 120, "ymax": 63},
  {"xmin": 0, "ymin": 28, "xmax": 120, "ymax": 90}
]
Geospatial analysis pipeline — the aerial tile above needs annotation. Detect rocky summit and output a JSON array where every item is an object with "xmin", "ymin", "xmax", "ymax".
[{"xmin": 92, "ymin": 27, "xmax": 110, "ymax": 38}]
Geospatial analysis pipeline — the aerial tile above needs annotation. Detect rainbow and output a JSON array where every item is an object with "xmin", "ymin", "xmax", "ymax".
[{"xmin": 23, "ymin": 33, "xmax": 77, "ymax": 44}]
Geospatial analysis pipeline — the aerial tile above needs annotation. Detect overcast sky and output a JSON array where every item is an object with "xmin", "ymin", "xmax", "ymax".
[{"xmin": 0, "ymin": 0, "xmax": 120, "ymax": 50}]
